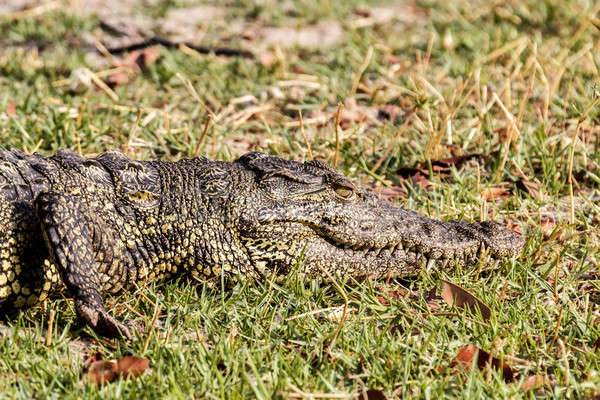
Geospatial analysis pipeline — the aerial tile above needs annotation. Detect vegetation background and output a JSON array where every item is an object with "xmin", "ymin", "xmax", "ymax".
[{"xmin": 0, "ymin": 0, "xmax": 599, "ymax": 398}]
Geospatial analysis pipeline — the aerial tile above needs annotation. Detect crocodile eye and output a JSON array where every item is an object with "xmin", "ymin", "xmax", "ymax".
[{"xmin": 334, "ymin": 186, "xmax": 354, "ymax": 199}]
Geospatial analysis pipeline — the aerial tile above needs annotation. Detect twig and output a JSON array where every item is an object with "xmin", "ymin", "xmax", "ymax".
[
  {"xmin": 553, "ymin": 252, "xmax": 560, "ymax": 300},
  {"xmin": 193, "ymin": 115, "xmax": 213, "ymax": 157},
  {"xmin": 350, "ymin": 46, "xmax": 373, "ymax": 96},
  {"xmin": 558, "ymin": 338, "xmax": 570, "ymax": 393},
  {"xmin": 121, "ymin": 302, "xmax": 146, "ymax": 320},
  {"xmin": 492, "ymin": 92, "xmax": 520, "ymax": 183},
  {"xmin": 45, "ymin": 309, "xmax": 55, "ymax": 347},
  {"xmin": 103, "ymin": 37, "xmax": 254, "ymax": 59},
  {"xmin": 298, "ymin": 110, "xmax": 313, "ymax": 160},
  {"xmin": 371, "ymin": 111, "xmax": 415, "ymax": 173},
  {"xmin": 569, "ymin": 94, "xmax": 600, "ymax": 223},
  {"xmin": 475, "ymin": 37, "xmax": 528, "ymax": 65},
  {"xmin": 124, "ymin": 109, "xmax": 142, "ymax": 155},
  {"xmin": 3, "ymin": 0, "xmax": 60, "ymax": 21},
  {"xmin": 333, "ymin": 103, "xmax": 343, "ymax": 168},
  {"xmin": 315, "ymin": 265, "xmax": 348, "ymax": 350},
  {"xmin": 80, "ymin": 68, "xmax": 119, "ymax": 102},
  {"xmin": 175, "ymin": 73, "xmax": 216, "ymax": 119},
  {"xmin": 142, "ymin": 303, "xmax": 162, "ymax": 354},
  {"xmin": 551, "ymin": 307, "xmax": 564, "ymax": 346}
]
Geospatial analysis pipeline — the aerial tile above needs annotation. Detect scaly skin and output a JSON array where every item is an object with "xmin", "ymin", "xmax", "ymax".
[{"xmin": 0, "ymin": 149, "xmax": 524, "ymax": 338}]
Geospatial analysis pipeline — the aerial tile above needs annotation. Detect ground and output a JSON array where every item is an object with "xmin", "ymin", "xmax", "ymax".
[{"xmin": 0, "ymin": 0, "xmax": 599, "ymax": 398}]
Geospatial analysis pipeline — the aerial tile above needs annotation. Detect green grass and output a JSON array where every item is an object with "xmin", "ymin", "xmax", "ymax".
[{"xmin": 1, "ymin": 0, "xmax": 599, "ymax": 398}]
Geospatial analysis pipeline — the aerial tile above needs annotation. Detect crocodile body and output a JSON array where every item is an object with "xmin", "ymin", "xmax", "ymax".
[{"xmin": 0, "ymin": 149, "xmax": 524, "ymax": 337}]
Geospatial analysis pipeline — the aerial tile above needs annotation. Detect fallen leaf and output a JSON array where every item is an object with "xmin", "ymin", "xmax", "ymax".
[
  {"xmin": 259, "ymin": 52, "xmax": 277, "ymax": 68},
  {"xmin": 383, "ymin": 53, "xmax": 402, "ymax": 64},
  {"xmin": 425, "ymin": 287, "xmax": 441, "ymax": 311},
  {"xmin": 520, "ymin": 374, "xmax": 550, "ymax": 391},
  {"xmin": 143, "ymin": 46, "xmax": 160, "ymax": 67},
  {"xmin": 6, "ymin": 102, "xmax": 16, "ymax": 117},
  {"xmin": 396, "ymin": 166, "xmax": 428, "ymax": 180},
  {"xmin": 432, "ymin": 154, "xmax": 488, "ymax": 169},
  {"xmin": 480, "ymin": 187, "xmax": 511, "ymax": 201},
  {"xmin": 115, "ymin": 356, "xmax": 149, "ymax": 378},
  {"xmin": 376, "ymin": 105, "xmax": 403, "ymax": 122},
  {"xmin": 540, "ymin": 217, "xmax": 558, "ymax": 238},
  {"xmin": 107, "ymin": 71, "xmax": 130, "ymax": 85},
  {"xmin": 513, "ymin": 176, "xmax": 541, "ymax": 198},
  {"xmin": 356, "ymin": 389, "xmax": 387, "ymax": 400},
  {"xmin": 83, "ymin": 353, "xmax": 149, "ymax": 386},
  {"xmin": 449, "ymin": 344, "xmax": 514, "ymax": 382},
  {"xmin": 395, "ymin": 154, "xmax": 487, "ymax": 189},
  {"xmin": 505, "ymin": 221, "xmax": 522, "ymax": 235},
  {"xmin": 440, "ymin": 280, "xmax": 491, "ymax": 321},
  {"xmin": 353, "ymin": 9, "xmax": 371, "ymax": 18},
  {"xmin": 412, "ymin": 171, "xmax": 431, "ymax": 190},
  {"xmin": 83, "ymin": 351, "xmax": 105, "ymax": 367},
  {"xmin": 375, "ymin": 287, "xmax": 408, "ymax": 306},
  {"xmin": 84, "ymin": 360, "xmax": 117, "ymax": 385},
  {"xmin": 372, "ymin": 185, "xmax": 407, "ymax": 201}
]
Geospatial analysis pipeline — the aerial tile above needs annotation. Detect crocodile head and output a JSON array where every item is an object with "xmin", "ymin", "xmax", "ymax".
[{"xmin": 234, "ymin": 152, "xmax": 524, "ymax": 278}]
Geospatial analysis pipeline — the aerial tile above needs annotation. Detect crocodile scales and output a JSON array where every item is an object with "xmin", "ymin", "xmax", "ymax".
[{"xmin": 0, "ymin": 149, "xmax": 524, "ymax": 338}]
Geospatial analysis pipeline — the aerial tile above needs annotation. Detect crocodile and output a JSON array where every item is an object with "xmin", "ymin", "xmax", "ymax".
[{"xmin": 0, "ymin": 149, "xmax": 524, "ymax": 338}]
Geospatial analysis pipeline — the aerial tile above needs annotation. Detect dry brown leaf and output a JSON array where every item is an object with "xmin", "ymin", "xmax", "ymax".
[
  {"xmin": 540, "ymin": 217, "xmax": 558, "ymax": 237},
  {"xmin": 356, "ymin": 389, "xmax": 387, "ymax": 400},
  {"xmin": 115, "ymin": 356, "xmax": 149, "ymax": 378},
  {"xmin": 372, "ymin": 185, "xmax": 407, "ymax": 201},
  {"xmin": 259, "ymin": 52, "xmax": 277, "ymax": 68},
  {"xmin": 143, "ymin": 46, "xmax": 160, "ymax": 66},
  {"xmin": 520, "ymin": 374, "xmax": 551, "ymax": 391},
  {"xmin": 84, "ymin": 360, "xmax": 117, "ymax": 385},
  {"xmin": 375, "ymin": 287, "xmax": 408, "ymax": 306},
  {"xmin": 6, "ymin": 102, "xmax": 16, "ymax": 117},
  {"xmin": 449, "ymin": 344, "xmax": 514, "ymax": 382},
  {"xmin": 353, "ymin": 9, "xmax": 371, "ymax": 18},
  {"xmin": 396, "ymin": 154, "xmax": 487, "ymax": 190},
  {"xmin": 440, "ymin": 280, "xmax": 491, "ymax": 321},
  {"xmin": 480, "ymin": 187, "xmax": 511, "ymax": 201},
  {"xmin": 514, "ymin": 177, "xmax": 541, "ymax": 198},
  {"xmin": 107, "ymin": 71, "xmax": 130, "ymax": 86},
  {"xmin": 377, "ymin": 105, "xmax": 403, "ymax": 122},
  {"xmin": 107, "ymin": 46, "xmax": 161, "ymax": 87},
  {"xmin": 83, "ymin": 353, "xmax": 149, "ymax": 386},
  {"xmin": 505, "ymin": 221, "xmax": 523, "ymax": 235},
  {"xmin": 412, "ymin": 172, "xmax": 431, "ymax": 190},
  {"xmin": 425, "ymin": 287, "xmax": 441, "ymax": 311}
]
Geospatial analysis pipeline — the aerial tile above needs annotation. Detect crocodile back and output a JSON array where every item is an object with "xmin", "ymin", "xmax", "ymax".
[{"xmin": 0, "ymin": 149, "xmax": 50, "ymax": 202}]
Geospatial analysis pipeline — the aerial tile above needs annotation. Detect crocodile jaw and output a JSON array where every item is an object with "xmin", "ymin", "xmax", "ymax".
[{"xmin": 241, "ymin": 197, "xmax": 524, "ymax": 278}]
